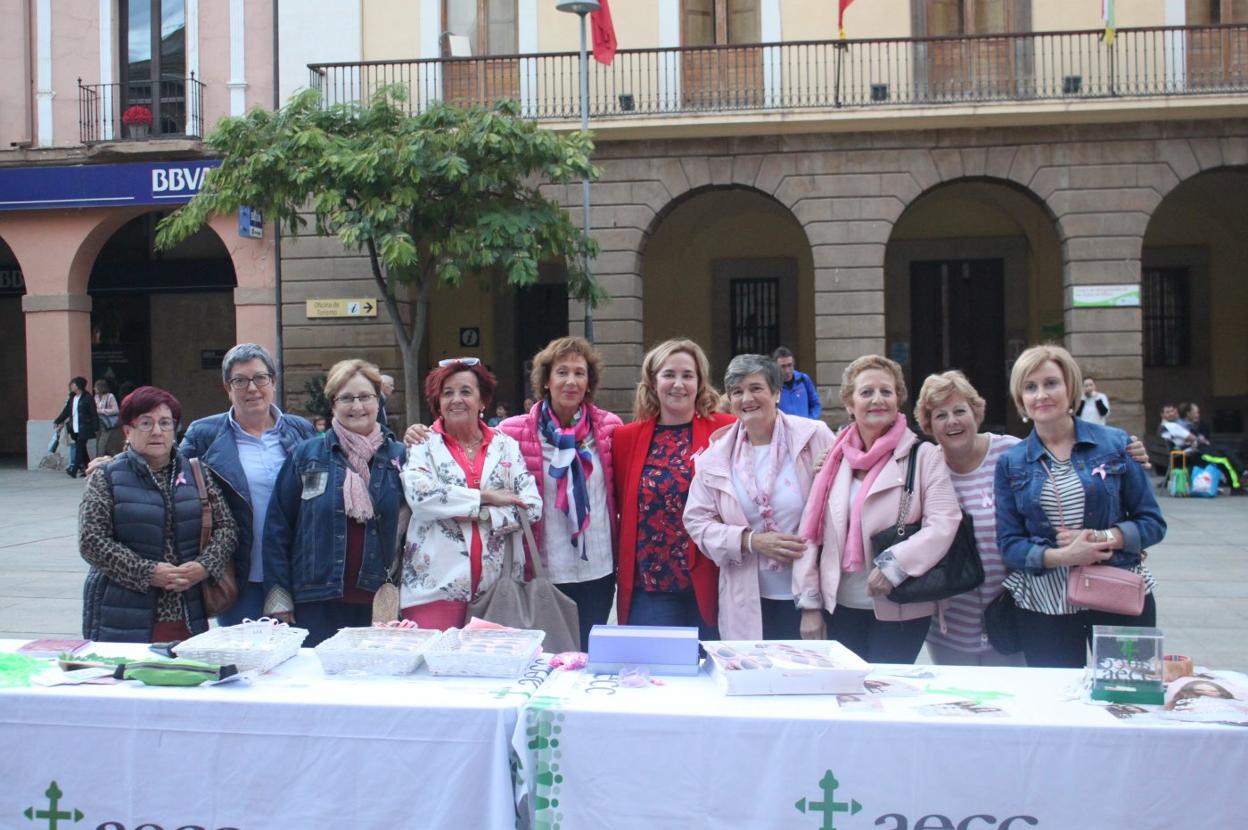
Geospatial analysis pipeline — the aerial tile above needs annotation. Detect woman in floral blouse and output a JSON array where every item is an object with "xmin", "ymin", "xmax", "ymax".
[
  {"xmin": 400, "ymin": 360, "xmax": 542, "ymax": 630},
  {"xmin": 613, "ymin": 339, "xmax": 734, "ymax": 639}
]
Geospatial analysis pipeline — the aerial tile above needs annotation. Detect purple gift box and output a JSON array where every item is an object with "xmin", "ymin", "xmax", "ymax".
[{"xmin": 586, "ymin": 625, "xmax": 700, "ymax": 674}]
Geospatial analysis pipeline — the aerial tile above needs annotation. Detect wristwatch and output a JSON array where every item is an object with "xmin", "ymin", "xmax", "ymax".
[{"xmin": 478, "ymin": 506, "xmax": 491, "ymax": 525}]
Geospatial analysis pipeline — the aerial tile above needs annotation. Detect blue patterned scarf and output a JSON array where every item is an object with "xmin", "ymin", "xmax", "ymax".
[{"xmin": 538, "ymin": 401, "xmax": 594, "ymax": 558}]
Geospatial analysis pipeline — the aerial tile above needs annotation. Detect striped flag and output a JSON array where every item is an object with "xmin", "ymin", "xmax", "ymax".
[
  {"xmin": 1102, "ymin": 0, "xmax": 1116, "ymax": 46},
  {"xmin": 839, "ymin": 0, "xmax": 856, "ymax": 39}
]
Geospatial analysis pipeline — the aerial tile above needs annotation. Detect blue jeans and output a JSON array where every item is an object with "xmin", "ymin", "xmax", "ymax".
[
  {"xmin": 294, "ymin": 599, "xmax": 372, "ymax": 647},
  {"xmin": 628, "ymin": 589, "xmax": 719, "ymax": 641},
  {"xmin": 824, "ymin": 607, "xmax": 931, "ymax": 664},
  {"xmin": 556, "ymin": 573, "xmax": 616, "ymax": 651},
  {"xmin": 760, "ymin": 598, "xmax": 801, "ymax": 640},
  {"xmin": 216, "ymin": 580, "xmax": 267, "ymax": 627}
]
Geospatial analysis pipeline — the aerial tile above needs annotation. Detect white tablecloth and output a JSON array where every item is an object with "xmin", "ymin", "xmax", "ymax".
[
  {"xmin": 513, "ymin": 664, "xmax": 1248, "ymax": 829},
  {"xmin": 0, "ymin": 641, "xmax": 551, "ymax": 830}
]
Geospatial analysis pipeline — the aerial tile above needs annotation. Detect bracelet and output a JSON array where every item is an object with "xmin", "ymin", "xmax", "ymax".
[{"xmin": 746, "ymin": 531, "xmax": 755, "ymax": 555}]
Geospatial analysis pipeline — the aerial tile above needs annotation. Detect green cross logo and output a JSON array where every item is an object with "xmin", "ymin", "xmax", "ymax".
[
  {"xmin": 23, "ymin": 781, "xmax": 83, "ymax": 829},
  {"xmin": 795, "ymin": 769, "xmax": 862, "ymax": 829}
]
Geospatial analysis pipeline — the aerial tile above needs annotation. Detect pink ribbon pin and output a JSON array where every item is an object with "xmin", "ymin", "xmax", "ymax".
[
  {"xmin": 1092, "ymin": 464, "xmax": 1108, "ymax": 480},
  {"xmin": 174, "ymin": 472, "xmax": 187, "ymax": 487}
]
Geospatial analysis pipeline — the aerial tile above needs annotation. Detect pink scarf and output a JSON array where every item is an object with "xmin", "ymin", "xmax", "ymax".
[
  {"xmin": 799, "ymin": 413, "xmax": 909, "ymax": 573},
  {"xmin": 332, "ymin": 420, "xmax": 385, "ymax": 522},
  {"xmin": 732, "ymin": 414, "xmax": 789, "ymax": 571}
]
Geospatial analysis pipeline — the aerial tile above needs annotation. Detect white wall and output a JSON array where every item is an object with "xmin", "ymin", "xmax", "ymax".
[{"xmin": 278, "ymin": 0, "xmax": 361, "ymax": 106}]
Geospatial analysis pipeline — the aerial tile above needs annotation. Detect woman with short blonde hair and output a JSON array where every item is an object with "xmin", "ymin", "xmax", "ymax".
[
  {"xmin": 995, "ymin": 344, "xmax": 1165, "ymax": 668},
  {"xmin": 263, "ymin": 359, "xmax": 407, "ymax": 646}
]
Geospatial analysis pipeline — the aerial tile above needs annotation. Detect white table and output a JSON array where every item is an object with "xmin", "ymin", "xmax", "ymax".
[
  {"xmin": 512, "ymin": 664, "xmax": 1248, "ymax": 829},
  {"xmin": 0, "ymin": 641, "xmax": 551, "ymax": 830}
]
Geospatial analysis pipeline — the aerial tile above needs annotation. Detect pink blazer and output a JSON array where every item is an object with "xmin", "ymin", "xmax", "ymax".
[
  {"xmin": 683, "ymin": 413, "xmax": 835, "ymax": 640},
  {"xmin": 793, "ymin": 428, "xmax": 961, "ymax": 622}
]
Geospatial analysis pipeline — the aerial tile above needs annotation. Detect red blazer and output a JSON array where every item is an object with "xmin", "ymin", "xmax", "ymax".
[{"xmin": 613, "ymin": 411, "xmax": 737, "ymax": 627}]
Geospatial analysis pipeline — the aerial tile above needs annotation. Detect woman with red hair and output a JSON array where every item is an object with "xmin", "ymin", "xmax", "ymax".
[
  {"xmin": 400, "ymin": 359, "xmax": 541, "ymax": 629},
  {"xmin": 78, "ymin": 386, "xmax": 237, "ymax": 642}
]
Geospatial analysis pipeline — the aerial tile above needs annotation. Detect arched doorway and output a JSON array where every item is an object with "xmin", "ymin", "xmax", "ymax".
[
  {"xmin": 0, "ymin": 236, "xmax": 27, "ymax": 458},
  {"xmin": 885, "ymin": 179, "xmax": 1062, "ymax": 434},
  {"xmin": 88, "ymin": 212, "xmax": 237, "ymax": 423},
  {"xmin": 642, "ymin": 186, "xmax": 815, "ymax": 389},
  {"xmin": 1142, "ymin": 167, "xmax": 1248, "ymax": 435}
]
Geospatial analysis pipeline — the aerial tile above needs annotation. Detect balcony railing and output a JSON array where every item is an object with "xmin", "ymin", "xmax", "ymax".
[
  {"xmin": 78, "ymin": 74, "xmax": 205, "ymax": 143},
  {"xmin": 308, "ymin": 25, "xmax": 1248, "ymax": 120}
]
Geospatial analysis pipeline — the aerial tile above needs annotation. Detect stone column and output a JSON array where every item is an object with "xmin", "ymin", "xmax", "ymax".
[{"xmin": 23, "ymin": 293, "xmax": 93, "ymax": 469}]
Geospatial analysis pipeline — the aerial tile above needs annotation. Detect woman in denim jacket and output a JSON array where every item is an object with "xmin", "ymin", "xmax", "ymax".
[
  {"xmin": 995, "ymin": 345, "xmax": 1166, "ymax": 668},
  {"xmin": 263, "ymin": 359, "xmax": 407, "ymax": 646}
]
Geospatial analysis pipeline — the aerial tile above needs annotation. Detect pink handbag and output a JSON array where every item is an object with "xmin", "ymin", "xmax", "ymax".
[{"xmin": 1066, "ymin": 565, "xmax": 1145, "ymax": 616}]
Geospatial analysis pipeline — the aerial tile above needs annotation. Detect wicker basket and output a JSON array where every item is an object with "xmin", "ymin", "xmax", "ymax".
[
  {"xmin": 314, "ymin": 626, "xmax": 442, "ymax": 675},
  {"xmin": 174, "ymin": 619, "xmax": 308, "ymax": 674},
  {"xmin": 423, "ymin": 627, "xmax": 545, "ymax": 678}
]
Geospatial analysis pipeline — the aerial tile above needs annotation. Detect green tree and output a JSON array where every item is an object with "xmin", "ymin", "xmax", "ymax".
[{"xmin": 156, "ymin": 87, "xmax": 601, "ymax": 421}]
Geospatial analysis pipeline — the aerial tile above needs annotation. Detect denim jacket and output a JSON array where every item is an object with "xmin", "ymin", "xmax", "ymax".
[
  {"xmin": 994, "ymin": 419, "xmax": 1166, "ymax": 574},
  {"xmin": 262, "ymin": 430, "xmax": 407, "ymax": 605},
  {"xmin": 180, "ymin": 410, "xmax": 316, "ymax": 578}
]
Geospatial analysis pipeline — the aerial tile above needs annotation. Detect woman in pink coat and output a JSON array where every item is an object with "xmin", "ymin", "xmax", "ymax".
[
  {"xmin": 497, "ymin": 336, "xmax": 621, "ymax": 650},
  {"xmin": 684, "ymin": 354, "xmax": 835, "ymax": 640},
  {"xmin": 794, "ymin": 355, "xmax": 961, "ymax": 663}
]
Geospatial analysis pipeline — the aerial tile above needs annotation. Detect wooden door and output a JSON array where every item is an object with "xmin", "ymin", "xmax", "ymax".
[
  {"xmin": 1185, "ymin": 1, "xmax": 1248, "ymax": 88},
  {"xmin": 910, "ymin": 259, "xmax": 1007, "ymax": 429},
  {"xmin": 681, "ymin": 0, "xmax": 763, "ymax": 109},
  {"xmin": 923, "ymin": 0, "xmax": 1018, "ymax": 101}
]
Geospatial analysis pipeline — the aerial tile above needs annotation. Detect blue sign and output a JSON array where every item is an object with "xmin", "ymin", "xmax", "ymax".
[
  {"xmin": 239, "ymin": 205, "xmax": 264, "ymax": 239},
  {"xmin": 0, "ymin": 159, "xmax": 221, "ymax": 212}
]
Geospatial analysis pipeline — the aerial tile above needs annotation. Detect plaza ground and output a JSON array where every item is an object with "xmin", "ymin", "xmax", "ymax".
[{"xmin": 1, "ymin": 460, "xmax": 1244, "ymax": 671}]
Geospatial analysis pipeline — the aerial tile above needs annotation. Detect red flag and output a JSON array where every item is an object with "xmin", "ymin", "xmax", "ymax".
[
  {"xmin": 838, "ymin": 0, "xmax": 856, "ymax": 38},
  {"xmin": 591, "ymin": 0, "xmax": 617, "ymax": 65}
]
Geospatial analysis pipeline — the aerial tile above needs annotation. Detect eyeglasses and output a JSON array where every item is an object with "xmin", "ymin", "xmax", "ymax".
[
  {"xmin": 438, "ymin": 357, "xmax": 481, "ymax": 368},
  {"xmin": 227, "ymin": 373, "xmax": 274, "ymax": 390},
  {"xmin": 133, "ymin": 417, "xmax": 178, "ymax": 433},
  {"xmin": 334, "ymin": 393, "xmax": 378, "ymax": 406}
]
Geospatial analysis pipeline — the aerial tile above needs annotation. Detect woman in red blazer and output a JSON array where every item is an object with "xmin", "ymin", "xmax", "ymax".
[{"xmin": 613, "ymin": 338, "xmax": 735, "ymax": 638}]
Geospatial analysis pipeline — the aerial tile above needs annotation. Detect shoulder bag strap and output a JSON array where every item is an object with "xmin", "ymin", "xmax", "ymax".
[
  {"xmin": 893, "ymin": 442, "xmax": 921, "ymax": 534},
  {"xmin": 516, "ymin": 510, "xmax": 545, "ymax": 581},
  {"xmin": 188, "ymin": 458, "xmax": 212, "ymax": 554}
]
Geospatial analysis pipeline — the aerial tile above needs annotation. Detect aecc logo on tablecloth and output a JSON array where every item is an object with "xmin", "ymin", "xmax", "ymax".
[
  {"xmin": 22, "ymin": 780, "xmax": 242, "ymax": 830},
  {"xmin": 794, "ymin": 769, "xmax": 1040, "ymax": 830}
]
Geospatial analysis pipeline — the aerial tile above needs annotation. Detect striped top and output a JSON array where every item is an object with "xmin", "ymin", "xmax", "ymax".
[
  {"xmin": 1004, "ymin": 450, "xmax": 1155, "ymax": 615},
  {"xmin": 928, "ymin": 434, "xmax": 1017, "ymax": 654}
]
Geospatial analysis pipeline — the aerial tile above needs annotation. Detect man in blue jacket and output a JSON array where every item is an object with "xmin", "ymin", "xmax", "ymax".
[
  {"xmin": 773, "ymin": 346, "xmax": 822, "ymax": 419},
  {"xmin": 180, "ymin": 343, "xmax": 316, "ymax": 624}
]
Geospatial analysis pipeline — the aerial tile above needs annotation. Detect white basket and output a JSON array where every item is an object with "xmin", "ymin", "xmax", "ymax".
[
  {"xmin": 423, "ymin": 627, "xmax": 545, "ymax": 678},
  {"xmin": 174, "ymin": 619, "xmax": 308, "ymax": 674},
  {"xmin": 314, "ymin": 627, "xmax": 442, "ymax": 675}
]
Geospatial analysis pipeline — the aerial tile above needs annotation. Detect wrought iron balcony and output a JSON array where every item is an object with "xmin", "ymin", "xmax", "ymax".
[
  {"xmin": 77, "ymin": 75, "xmax": 205, "ymax": 143},
  {"xmin": 308, "ymin": 25, "xmax": 1248, "ymax": 120}
]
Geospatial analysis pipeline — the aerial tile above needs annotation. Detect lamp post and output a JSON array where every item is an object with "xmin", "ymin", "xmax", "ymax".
[{"xmin": 556, "ymin": 0, "xmax": 600, "ymax": 342}]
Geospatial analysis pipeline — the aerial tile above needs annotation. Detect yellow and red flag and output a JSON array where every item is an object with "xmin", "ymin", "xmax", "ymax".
[{"xmin": 839, "ymin": 0, "xmax": 856, "ymax": 39}]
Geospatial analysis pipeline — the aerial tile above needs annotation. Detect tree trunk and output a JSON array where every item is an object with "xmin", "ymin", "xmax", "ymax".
[{"xmin": 403, "ymin": 270, "xmax": 434, "ymax": 424}]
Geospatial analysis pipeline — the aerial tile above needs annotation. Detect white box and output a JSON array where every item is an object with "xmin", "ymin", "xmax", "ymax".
[{"xmin": 702, "ymin": 640, "xmax": 870, "ymax": 696}]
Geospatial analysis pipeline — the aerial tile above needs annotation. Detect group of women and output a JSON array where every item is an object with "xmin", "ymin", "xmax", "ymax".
[{"xmin": 78, "ymin": 334, "xmax": 1164, "ymax": 669}]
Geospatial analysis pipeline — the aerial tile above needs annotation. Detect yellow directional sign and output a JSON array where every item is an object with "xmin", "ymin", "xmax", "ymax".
[{"xmin": 306, "ymin": 298, "xmax": 378, "ymax": 318}]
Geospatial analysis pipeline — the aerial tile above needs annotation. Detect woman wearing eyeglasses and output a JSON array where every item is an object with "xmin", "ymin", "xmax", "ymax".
[
  {"xmin": 497, "ymin": 338, "xmax": 622, "ymax": 649},
  {"xmin": 400, "ymin": 359, "xmax": 541, "ymax": 629},
  {"xmin": 79, "ymin": 386, "xmax": 238, "ymax": 642},
  {"xmin": 262, "ymin": 359, "xmax": 407, "ymax": 646},
  {"xmin": 179, "ymin": 343, "xmax": 317, "ymax": 624}
]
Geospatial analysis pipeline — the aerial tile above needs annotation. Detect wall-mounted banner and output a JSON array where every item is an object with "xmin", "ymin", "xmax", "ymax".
[
  {"xmin": 1072, "ymin": 285, "xmax": 1141, "ymax": 308},
  {"xmin": 0, "ymin": 160, "xmax": 222, "ymax": 212}
]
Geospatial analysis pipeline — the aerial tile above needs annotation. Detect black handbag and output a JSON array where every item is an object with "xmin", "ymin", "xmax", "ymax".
[
  {"xmin": 983, "ymin": 589, "xmax": 1023, "ymax": 655},
  {"xmin": 871, "ymin": 443, "xmax": 985, "ymax": 605}
]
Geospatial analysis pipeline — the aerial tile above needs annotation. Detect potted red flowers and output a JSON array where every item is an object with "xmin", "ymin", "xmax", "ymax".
[{"xmin": 122, "ymin": 104, "xmax": 153, "ymax": 139}]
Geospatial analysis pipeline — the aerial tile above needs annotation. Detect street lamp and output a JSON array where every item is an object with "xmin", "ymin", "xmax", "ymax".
[{"xmin": 556, "ymin": 0, "xmax": 600, "ymax": 342}]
